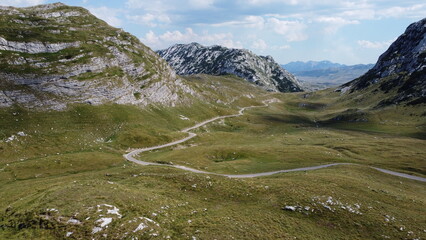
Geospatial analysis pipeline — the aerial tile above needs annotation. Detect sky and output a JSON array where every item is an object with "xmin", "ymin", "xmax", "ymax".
[{"xmin": 1, "ymin": 0, "xmax": 425, "ymax": 65}]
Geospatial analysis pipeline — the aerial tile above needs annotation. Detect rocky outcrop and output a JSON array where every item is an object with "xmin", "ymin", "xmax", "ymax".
[
  {"xmin": 157, "ymin": 43, "xmax": 303, "ymax": 92},
  {"xmin": 0, "ymin": 3, "xmax": 195, "ymax": 110},
  {"xmin": 0, "ymin": 37, "xmax": 81, "ymax": 53},
  {"xmin": 339, "ymin": 18, "xmax": 426, "ymax": 106}
]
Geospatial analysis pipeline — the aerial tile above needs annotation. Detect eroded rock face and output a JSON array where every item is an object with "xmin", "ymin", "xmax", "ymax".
[
  {"xmin": 0, "ymin": 3, "xmax": 194, "ymax": 110},
  {"xmin": 157, "ymin": 43, "xmax": 303, "ymax": 92},
  {"xmin": 340, "ymin": 18, "xmax": 426, "ymax": 106},
  {"xmin": 0, "ymin": 37, "xmax": 81, "ymax": 53}
]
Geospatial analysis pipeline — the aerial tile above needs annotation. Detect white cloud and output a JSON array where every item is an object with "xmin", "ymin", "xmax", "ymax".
[
  {"xmin": 141, "ymin": 28, "xmax": 243, "ymax": 50},
  {"xmin": 0, "ymin": 0, "xmax": 45, "ymax": 7},
  {"xmin": 126, "ymin": 0, "xmax": 216, "ymax": 11},
  {"xmin": 127, "ymin": 13, "xmax": 171, "ymax": 27},
  {"xmin": 125, "ymin": 0, "xmax": 173, "ymax": 13},
  {"xmin": 357, "ymin": 40, "xmax": 382, "ymax": 49},
  {"xmin": 278, "ymin": 45, "xmax": 291, "ymax": 50},
  {"xmin": 267, "ymin": 18, "xmax": 307, "ymax": 42},
  {"xmin": 316, "ymin": 16, "xmax": 359, "ymax": 34},
  {"xmin": 245, "ymin": 0, "xmax": 359, "ymax": 7},
  {"xmin": 210, "ymin": 15, "xmax": 265, "ymax": 29},
  {"xmin": 219, "ymin": 39, "xmax": 243, "ymax": 49},
  {"xmin": 316, "ymin": 16, "xmax": 359, "ymax": 25},
  {"xmin": 203, "ymin": 15, "xmax": 308, "ymax": 43},
  {"xmin": 339, "ymin": 9, "xmax": 376, "ymax": 20},
  {"xmin": 245, "ymin": 0, "xmax": 300, "ymax": 6},
  {"xmin": 378, "ymin": 4, "xmax": 426, "ymax": 18},
  {"xmin": 357, "ymin": 39, "xmax": 394, "ymax": 49},
  {"xmin": 212, "ymin": 17, "xmax": 305, "ymax": 42},
  {"xmin": 244, "ymin": 16, "xmax": 266, "ymax": 29},
  {"xmin": 323, "ymin": 42, "xmax": 361, "ymax": 65},
  {"xmin": 88, "ymin": 6, "xmax": 122, "ymax": 27},
  {"xmin": 340, "ymin": 0, "xmax": 373, "ymax": 10},
  {"xmin": 337, "ymin": 3, "xmax": 426, "ymax": 21},
  {"xmin": 188, "ymin": 0, "xmax": 215, "ymax": 9},
  {"xmin": 125, "ymin": 0, "xmax": 147, "ymax": 9},
  {"xmin": 251, "ymin": 39, "xmax": 268, "ymax": 50}
]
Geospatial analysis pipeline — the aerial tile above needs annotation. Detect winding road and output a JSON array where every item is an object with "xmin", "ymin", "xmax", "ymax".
[{"xmin": 124, "ymin": 100, "xmax": 426, "ymax": 182}]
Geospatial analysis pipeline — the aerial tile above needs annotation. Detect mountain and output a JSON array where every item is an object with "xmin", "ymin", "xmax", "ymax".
[
  {"xmin": 338, "ymin": 17, "xmax": 426, "ymax": 106},
  {"xmin": 282, "ymin": 61, "xmax": 373, "ymax": 90},
  {"xmin": 157, "ymin": 43, "xmax": 303, "ymax": 92},
  {"xmin": 0, "ymin": 3, "xmax": 194, "ymax": 110},
  {"xmin": 283, "ymin": 60, "xmax": 345, "ymax": 72}
]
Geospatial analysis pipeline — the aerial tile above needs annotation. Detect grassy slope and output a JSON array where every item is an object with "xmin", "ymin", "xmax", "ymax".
[
  {"xmin": 0, "ymin": 161, "xmax": 424, "ymax": 239},
  {"xmin": 0, "ymin": 75, "xmax": 265, "ymax": 163},
  {"xmin": 0, "ymin": 75, "xmax": 425, "ymax": 239}
]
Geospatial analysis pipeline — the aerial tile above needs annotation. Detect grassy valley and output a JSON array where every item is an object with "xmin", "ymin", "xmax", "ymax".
[
  {"xmin": 137, "ymin": 91, "xmax": 425, "ymax": 176},
  {"xmin": 0, "ymin": 75, "xmax": 425, "ymax": 239}
]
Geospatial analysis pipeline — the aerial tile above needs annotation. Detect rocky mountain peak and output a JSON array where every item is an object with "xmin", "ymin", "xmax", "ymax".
[
  {"xmin": 188, "ymin": 42, "xmax": 203, "ymax": 48},
  {"xmin": 339, "ymin": 18, "xmax": 426, "ymax": 106},
  {"xmin": 157, "ymin": 43, "xmax": 303, "ymax": 92},
  {"xmin": 0, "ymin": 3, "xmax": 194, "ymax": 110}
]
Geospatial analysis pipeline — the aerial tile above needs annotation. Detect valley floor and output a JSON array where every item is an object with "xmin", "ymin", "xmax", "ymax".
[{"xmin": 127, "ymin": 99, "xmax": 426, "ymax": 182}]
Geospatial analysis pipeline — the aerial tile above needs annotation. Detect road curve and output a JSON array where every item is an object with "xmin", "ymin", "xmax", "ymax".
[{"xmin": 123, "ymin": 101, "xmax": 426, "ymax": 182}]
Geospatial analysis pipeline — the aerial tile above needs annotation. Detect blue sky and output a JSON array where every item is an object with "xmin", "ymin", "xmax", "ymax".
[{"xmin": 2, "ymin": 0, "xmax": 425, "ymax": 65}]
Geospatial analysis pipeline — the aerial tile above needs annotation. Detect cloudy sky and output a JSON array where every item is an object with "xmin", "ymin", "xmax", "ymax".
[{"xmin": 2, "ymin": 0, "xmax": 425, "ymax": 65}]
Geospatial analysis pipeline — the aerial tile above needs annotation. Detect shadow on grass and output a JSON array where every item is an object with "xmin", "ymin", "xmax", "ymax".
[
  {"xmin": 260, "ymin": 114, "xmax": 315, "ymax": 126},
  {"xmin": 296, "ymin": 102, "xmax": 328, "ymax": 110}
]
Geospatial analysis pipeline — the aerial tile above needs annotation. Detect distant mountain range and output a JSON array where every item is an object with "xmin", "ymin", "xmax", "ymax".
[
  {"xmin": 283, "ymin": 60, "xmax": 348, "ymax": 72},
  {"xmin": 157, "ymin": 43, "xmax": 303, "ymax": 92},
  {"xmin": 282, "ymin": 61, "xmax": 374, "ymax": 90}
]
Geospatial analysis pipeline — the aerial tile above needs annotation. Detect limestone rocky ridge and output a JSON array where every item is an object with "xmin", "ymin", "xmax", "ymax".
[
  {"xmin": 157, "ymin": 43, "xmax": 303, "ymax": 93},
  {"xmin": 338, "ymin": 18, "xmax": 426, "ymax": 106},
  {"xmin": 0, "ymin": 3, "xmax": 195, "ymax": 110}
]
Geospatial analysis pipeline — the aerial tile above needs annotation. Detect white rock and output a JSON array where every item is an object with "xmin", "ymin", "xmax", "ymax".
[
  {"xmin": 92, "ymin": 227, "xmax": 102, "ymax": 234},
  {"xmin": 17, "ymin": 131, "xmax": 27, "ymax": 136},
  {"xmin": 284, "ymin": 206, "xmax": 296, "ymax": 211},
  {"xmin": 133, "ymin": 222, "xmax": 148, "ymax": 232},
  {"xmin": 0, "ymin": 37, "xmax": 81, "ymax": 54},
  {"xmin": 67, "ymin": 218, "xmax": 81, "ymax": 225},
  {"xmin": 96, "ymin": 217, "xmax": 112, "ymax": 228}
]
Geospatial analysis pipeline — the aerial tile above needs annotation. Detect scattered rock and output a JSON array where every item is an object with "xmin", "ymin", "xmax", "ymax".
[{"xmin": 283, "ymin": 206, "xmax": 296, "ymax": 211}]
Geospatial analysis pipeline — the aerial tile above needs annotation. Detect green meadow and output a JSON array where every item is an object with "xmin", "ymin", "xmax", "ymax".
[{"xmin": 137, "ymin": 88, "xmax": 425, "ymax": 176}]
